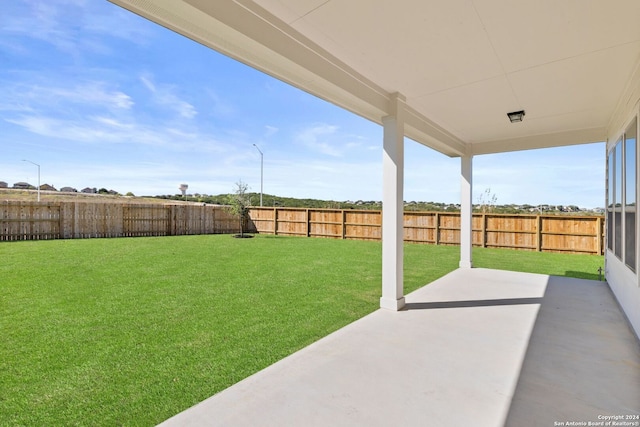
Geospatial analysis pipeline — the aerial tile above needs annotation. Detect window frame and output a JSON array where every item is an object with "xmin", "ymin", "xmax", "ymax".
[
  {"xmin": 607, "ymin": 113, "xmax": 640, "ymax": 276},
  {"xmin": 624, "ymin": 117, "xmax": 637, "ymax": 272},
  {"xmin": 607, "ymin": 147, "xmax": 615, "ymax": 252},
  {"xmin": 610, "ymin": 138, "xmax": 623, "ymax": 260}
]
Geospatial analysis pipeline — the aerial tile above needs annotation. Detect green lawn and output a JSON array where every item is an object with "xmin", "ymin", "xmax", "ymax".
[{"xmin": 0, "ymin": 235, "xmax": 603, "ymax": 426}]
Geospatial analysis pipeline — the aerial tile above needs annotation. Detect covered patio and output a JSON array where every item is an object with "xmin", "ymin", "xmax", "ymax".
[
  {"xmin": 158, "ymin": 268, "xmax": 640, "ymax": 426},
  {"xmin": 107, "ymin": 0, "xmax": 640, "ymax": 423}
]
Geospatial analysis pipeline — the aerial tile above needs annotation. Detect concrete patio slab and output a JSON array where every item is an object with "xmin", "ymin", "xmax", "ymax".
[{"xmin": 158, "ymin": 268, "xmax": 640, "ymax": 426}]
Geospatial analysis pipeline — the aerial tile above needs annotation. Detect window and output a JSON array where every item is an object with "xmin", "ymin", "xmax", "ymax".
[
  {"xmin": 607, "ymin": 149, "xmax": 615, "ymax": 252},
  {"xmin": 625, "ymin": 118, "xmax": 637, "ymax": 271},
  {"xmin": 607, "ymin": 116, "xmax": 639, "ymax": 273},
  {"xmin": 615, "ymin": 139, "xmax": 623, "ymax": 259}
]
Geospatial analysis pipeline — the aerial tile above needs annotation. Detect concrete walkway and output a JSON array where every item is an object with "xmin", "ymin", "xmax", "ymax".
[{"xmin": 159, "ymin": 268, "xmax": 640, "ymax": 426}]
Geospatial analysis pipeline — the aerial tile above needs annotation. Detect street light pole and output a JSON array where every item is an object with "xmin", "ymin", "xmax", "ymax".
[
  {"xmin": 22, "ymin": 159, "xmax": 40, "ymax": 202},
  {"xmin": 253, "ymin": 144, "xmax": 263, "ymax": 207}
]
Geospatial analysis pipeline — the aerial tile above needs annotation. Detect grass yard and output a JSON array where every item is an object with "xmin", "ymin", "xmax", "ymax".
[{"xmin": 1, "ymin": 235, "xmax": 603, "ymax": 426}]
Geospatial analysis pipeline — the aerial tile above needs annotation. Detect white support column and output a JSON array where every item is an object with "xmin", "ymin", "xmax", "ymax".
[
  {"xmin": 380, "ymin": 94, "xmax": 406, "ymax": 311},
  {"xmin": 460, "ymin": 155, "xmax": 474, "ymax": 268}
]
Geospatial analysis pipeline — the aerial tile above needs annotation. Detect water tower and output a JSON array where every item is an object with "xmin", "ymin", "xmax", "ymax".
[{"xmin": 179, "ymin": 183, "xmax": 188, "ymax": 200}]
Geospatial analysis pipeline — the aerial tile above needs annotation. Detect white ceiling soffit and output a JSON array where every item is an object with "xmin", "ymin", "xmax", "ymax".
[{"xmin": 109, "ymin": 0, "xmax": 640, "ymax": 157}]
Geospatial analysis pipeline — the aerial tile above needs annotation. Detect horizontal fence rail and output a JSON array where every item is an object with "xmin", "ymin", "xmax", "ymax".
[
  {"xmin": 247, "ymin": 207, "xmax": 605, "ymax": 255},
  {"xmin": 0, "ymin": 201, "xmax": 239, "ymax": 241}
]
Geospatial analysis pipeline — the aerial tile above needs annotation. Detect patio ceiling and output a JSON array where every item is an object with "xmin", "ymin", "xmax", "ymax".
[{"xmin": 110, "ymin": 0, "xmax": 640, "ymax": 156}]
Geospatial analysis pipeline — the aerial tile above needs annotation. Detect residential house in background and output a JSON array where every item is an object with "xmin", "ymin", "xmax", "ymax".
[
  {"xmin": 13, "ymin": 182, "xmax": 33, "ymax": 189},
  {"xmin": 39, "ymin": 184, "xmax": 56, "ymax": 191}
]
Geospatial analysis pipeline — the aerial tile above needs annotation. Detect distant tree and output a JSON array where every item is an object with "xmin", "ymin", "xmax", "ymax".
[
  {"xmin": 324, "ymin": 201, "xmax": 341, "ymax": 209},
  {"xmin": 226, "ymin": 180, "xmax": 251, "ymax": 237},
  {"xmin": 125, "ymin": 192, "xmax": 135, "ymax": 197},
  {"xmin": 98, "ymin": 188, "xmax": 109, "ymax": 194}
]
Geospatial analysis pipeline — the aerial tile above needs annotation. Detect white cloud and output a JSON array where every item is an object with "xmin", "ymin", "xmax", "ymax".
[
  {"xmin": 206, "ymin": 89, "xmax": 235, "ymax": 117},
  {"xmin": 139, "ymin": 75, "xmax": 155, "ymax": 92},
  {"xmin": 139, "ymin": 74, "xmax": 197, "ymax": 119},
  {"xmin": 6, "ymin": 115, "xmax": 133, "ymax": 143},
  {"xmin": 0, "ymin": 81, "xmax": 133, "ymax": 111},
  {"xmin": 295, "ymin": 124, "xmax": 342, "ymax": 157},
  {"xmin": 90, "ymin": 116, "xmax": 133, "ymax": 129},
  {"xmin": 82, "ymin": 84, "xmax": 134, "ymax": 110},
  {"xmin": 1, "ymin": 0, "xmax": 152, "ymax": 56},
  {"xmin": 176, "ymin": 103, "xmax": 197, "ymax": 119},
  {"xmin": 5, "ymin": 114, "xmax": 230, "ymax": 155},
  {"xmin": 81, "ymin": 5, "xmax": 153, "ymax": 45},
  {"xmin": 264, "ymin": 125, "xmax": 279, "ymax": 137}
]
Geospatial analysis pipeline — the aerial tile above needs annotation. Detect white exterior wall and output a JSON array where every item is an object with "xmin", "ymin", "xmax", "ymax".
[
  {"xmin": 606, "ymin": 255, "xmax": 640, "ymax": 337},
  {"xmin": 605, "ymin": 80, "xmax": 640, "ymax": 338}
]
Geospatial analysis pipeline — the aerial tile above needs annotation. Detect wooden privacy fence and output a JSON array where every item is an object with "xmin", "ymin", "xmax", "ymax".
[
  {"xmin": 0, "ymin": 201, "xmax": 605, "ymax": 254},
  {"xmin": 247, "ymin": 207, "xmax": 605, "ymax": 255},
  {"xmin": 0, "ymin": 201, "xmax": 239, "ymax": 241}
]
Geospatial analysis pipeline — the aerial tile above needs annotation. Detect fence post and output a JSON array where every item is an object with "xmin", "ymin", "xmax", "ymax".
[
  {"xmin": 482, "ymin": 213, "xmax": 487, "ymax": 248},
  {"xmin": 536, "ymin": 215, "xmax": 543, "ymax": 252},
  {"xmin": 273, "ymin": 207, "xmax": 278, "ymax": 235},
  {"xmin": 342, "ymin": 210, "xmax": 346, "ymax": 239},
  {"xmin": 306, "ymin": 209, "xmax": 311, "ymax": 237},
  {"xmin": 596, "ymin": 216, "xmax": 603, "ymax": 255},
  {"xmin": 435, "ymin": 212, "xmax": 440, "ymax": 245}
]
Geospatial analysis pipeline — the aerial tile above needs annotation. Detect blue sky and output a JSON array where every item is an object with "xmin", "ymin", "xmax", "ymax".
[{"xmin": 1, "ymin": 0, "xmax": 605, "ymax": 207}]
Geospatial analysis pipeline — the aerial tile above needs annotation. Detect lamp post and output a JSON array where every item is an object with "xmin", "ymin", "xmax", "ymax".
[
  {"xmin": 22, "ymin": 159, "xmax": 40, "ymax": 202},
  {"xmin": 253, "ymin": 144, "xmax": 263, "ymax": 207}
]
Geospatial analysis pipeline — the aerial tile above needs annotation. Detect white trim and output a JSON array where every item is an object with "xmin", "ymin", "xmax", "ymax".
[{"xmin": 471, "ymin": 128, "xmax": 606, "ymax": 155}]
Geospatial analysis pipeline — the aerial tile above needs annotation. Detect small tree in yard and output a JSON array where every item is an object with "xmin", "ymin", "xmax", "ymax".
[
  {"xmin": 227, "ymin": 180, "xmax": 251, "ymax": 237},
  {"xmin": 476, "ymin": 188, "xmax": 498, "ymax": 213}
]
